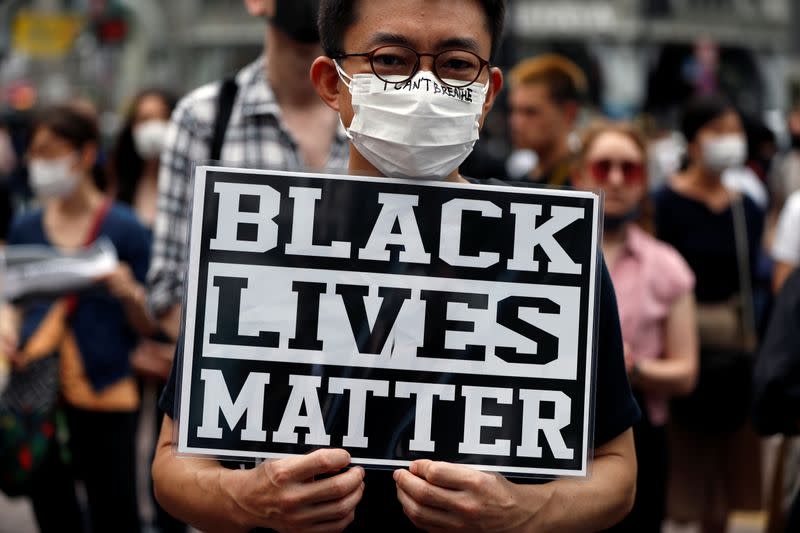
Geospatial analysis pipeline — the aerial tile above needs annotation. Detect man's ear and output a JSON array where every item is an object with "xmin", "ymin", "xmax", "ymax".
[
  {"xmin": 310, "ymin": 56, "xmax": 342, "ymax": 112},
  {"xmin": 478, "ymin": 67, "xmax": 504, "ymax": 128},
  {"xmin": 244, "ymin": 0, "xmax": 274, "ymax": 17}
]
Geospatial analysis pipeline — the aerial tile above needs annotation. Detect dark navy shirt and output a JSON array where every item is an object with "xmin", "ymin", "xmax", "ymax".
[
  {"xmin": 654, "ymin": 186, "xmax": 764, "ymax": 304},
  {"xmin": 8, "ymin": 204, "xmax": 151, "ymax": 390}
]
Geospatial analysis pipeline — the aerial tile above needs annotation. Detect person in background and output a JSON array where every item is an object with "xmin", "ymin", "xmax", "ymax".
[
  {"xmin": 573, "ymin": 120, "xmax": 699, "ymax": 532},
  {"xmin": 771, "ymin": 189, "xmax": 800, "ymax": 293},
  {"xmin": 147, "ymin": 0, "xmax": 348, "ymax": 345},
  {"xmin": 770, "ymin": 107, "xmax": 800, "ymax": 209},
  {"xmin": 1, "ymin": 105, "xmax": 153, "ymax": 532},
  {"xmin": 109, "ymin": 87, "xmax": 183, "ymax": 533},
  {"xmin": 655, "ymin": 96, "xmax": 765, "ymax": 533},
  {"xmin": 506, "ymin": 53, "xmax": 587, "ymax": 185},
  {"xmin": 753, "ymin": 267, "xmax": 800, "ymax": 533},
  {"xmin": 110, "ymin": 88, "xmax": 177, "ymax": 227}
]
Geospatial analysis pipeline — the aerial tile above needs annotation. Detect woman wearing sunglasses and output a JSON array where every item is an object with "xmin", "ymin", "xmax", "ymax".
[{"xmin": 573, "ymin": 120, "xmax": 699, "ymax": 533}]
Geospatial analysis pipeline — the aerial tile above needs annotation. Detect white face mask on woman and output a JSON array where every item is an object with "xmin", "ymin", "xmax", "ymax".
[
  {"xmin": 336, "ymin": 64, "xmax": 488, "ymax": 180},
  {"xmin": 133, "ymin": 119, "xmax": 169, "ymax": 160},
  {"xmin": 28, "ymin": 155, "xmax": 82, "ymax": 199},
  {"xmin": 702, "ymin": 133, "xmax": 747, "ymax": 174}
]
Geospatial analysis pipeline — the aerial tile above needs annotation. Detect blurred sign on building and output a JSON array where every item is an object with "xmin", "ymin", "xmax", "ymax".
[
  {"xmin": 11, "ymin": 10, "xmax": 85, "ymax": 59},
  {"xmin": 512, "ymin": 1, "xmax": 624, "ymax": 38}
]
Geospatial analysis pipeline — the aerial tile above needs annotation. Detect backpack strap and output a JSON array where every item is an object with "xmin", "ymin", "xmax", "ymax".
[{"xmin": 210, "ymin": 77, "xmax": 239, "ymax": 161}]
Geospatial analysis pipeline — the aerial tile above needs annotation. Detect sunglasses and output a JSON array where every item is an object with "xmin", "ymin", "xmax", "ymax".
[{"xmin": 588, "ymin": 158, "xmax": 645, "ymax": 185}]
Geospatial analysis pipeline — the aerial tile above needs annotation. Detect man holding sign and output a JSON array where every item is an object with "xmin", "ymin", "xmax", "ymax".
[{"xmin": 152, "ymin": 1, "xmax": 640, "ymax": 531}]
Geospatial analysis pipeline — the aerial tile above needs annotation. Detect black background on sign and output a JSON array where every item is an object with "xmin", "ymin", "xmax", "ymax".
[{"xmin": 183, "ymin": 170, "xmax": 597, "ymax": 475}]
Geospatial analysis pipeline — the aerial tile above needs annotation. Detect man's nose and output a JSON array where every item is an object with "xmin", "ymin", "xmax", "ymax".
[{"xmin": 419, "ymin": 55, "xmax": 436, "ymax": 73}]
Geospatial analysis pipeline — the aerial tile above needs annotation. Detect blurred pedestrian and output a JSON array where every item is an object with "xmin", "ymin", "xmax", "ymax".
[
  {"xmin": 506, "ymin": 53, "xmax": 586, "ymax": 185},
  {"xmin": 110, "ymin": 88, "xmax": 177, "ymax": 227},
  {"xmin": 770, "ymin": 107, "xmax": 800, "ymax": 208},
  {"xmin": 753, "ymin": 267, "xmax": 800, "ymax": 533},
  {"xmin": 109, "ymin": 87, "xmax": 184, "ymax": 533},
  {"xmin": 655, "ymin": 96, "xmax": 765, "ymax": 533},
  {"xmin": 147, "ymin": 0, "xmax": 348, "ymax": 344},
  {"xmin": 771, "ymin": 189, "xmax": 800, "ymax": 293},
  {"xmin": 573, "ymin": 120, "xmax": 699, "ymax": 532},
  {"xmin": 2, "ymin": 105, "xmax": 153, "ymax": 533}
]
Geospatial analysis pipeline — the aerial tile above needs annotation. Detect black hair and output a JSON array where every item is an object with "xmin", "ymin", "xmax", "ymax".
[
  {"xmin": 680, "ymin": 95, "xmax": 736, "ymax": 144},
  {"xmin": 318, "ymin": 0, "xmax": 507, "ymax": 62},
  {"xmin": 109, "ymin": 88, "xmax": 177, "ymax": 206},
  {"xmin": 32, "ymin": 104, "xmax": 99, "ymax": 150}
]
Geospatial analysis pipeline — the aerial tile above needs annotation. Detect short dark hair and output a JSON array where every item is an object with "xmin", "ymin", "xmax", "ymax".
[
  {"xmin": 318, "ymin": 0, "xmax": 506, "ymax": 61},
  {"xmin": 32, "ymin": 104, "xmax": 99, "ymax": 150},
  {"xmin": 680, "ymin": 95, "xmax": 736, "ymax": 144}
]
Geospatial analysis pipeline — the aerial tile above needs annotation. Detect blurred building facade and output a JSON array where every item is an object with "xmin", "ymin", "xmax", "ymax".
[{"xmin": 0, "ymin": 0, "xmax": 798, "ymax": 135}]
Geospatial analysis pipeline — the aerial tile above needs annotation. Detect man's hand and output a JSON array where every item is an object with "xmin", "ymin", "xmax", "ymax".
[
  {"xmin": 394, "ymin": 460, "xmax": 541, "ymax": 533},
  {"xmin": 221, "ymin": 449, "xmax": 365, "ymax": 533}
]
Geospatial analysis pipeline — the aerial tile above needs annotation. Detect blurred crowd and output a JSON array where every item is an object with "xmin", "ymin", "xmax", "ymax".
[{"xmin": 1, "ymin": 1, "xmax": 799, "ymax": 532}]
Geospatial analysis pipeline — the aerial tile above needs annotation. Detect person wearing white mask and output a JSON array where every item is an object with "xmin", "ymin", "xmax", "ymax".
[
  {"xmin": 1, "ymin": 105, "xmax": 153, "ymax": 532},
  {"xmin": 152, "ymin": 2, "xmax": 642, "ymax": 532},
  {"xmin": 654, "ymin": 96, "xmax": 765, "ymax": 533},
  {"xmin": 110, "ymin": 88, "xmax": 177, "ymax": 228},
  {"xmin": 108, "ymin": 87, "xmax": 185, "ymax": 532}
]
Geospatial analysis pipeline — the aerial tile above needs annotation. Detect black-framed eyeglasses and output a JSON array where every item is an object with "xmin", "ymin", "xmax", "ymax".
[{"xmin": 333, "ymin": 45, "xmax": 490, "ymax": 88}]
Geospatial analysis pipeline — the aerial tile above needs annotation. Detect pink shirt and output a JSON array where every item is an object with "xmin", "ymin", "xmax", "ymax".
[{"xmin": 609, "ymin": 225, "xmax": 695, "ymax": 426}]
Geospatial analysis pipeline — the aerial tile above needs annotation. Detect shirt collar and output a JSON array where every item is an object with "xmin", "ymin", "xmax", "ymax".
[
  {"xmin": 238, "ymin": 56, "xmax": 282, "ymax": 118},
  {"xmin": 621, "ymin": 224, "xmax": 647, "ymax": 259}
]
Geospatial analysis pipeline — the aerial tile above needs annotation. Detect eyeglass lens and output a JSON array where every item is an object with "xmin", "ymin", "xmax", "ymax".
[
  {"xmin": 589, "ymin": 159, "xmax": 645, "ymax": 184},
  {"xmin": 369, "ymin": 46, "xmax": 484, "ymax": 88}
]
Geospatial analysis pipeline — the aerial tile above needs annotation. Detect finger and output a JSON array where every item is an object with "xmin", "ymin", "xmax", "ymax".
[
  {"xmin": 396, "ymin": 483, "xmax": 461, "ymax": 530},
  {"xmin": 302, "ymin": 510, "xmax": 356, "ymax": 533},
  {"xmin": 394, "ymin": 469, "xmax": 456, "ymax": 510},
  {"xmin": 410, "ymin": 460, "xmax": 480, "ymax": 490},
  {"xmin": 297, "ymin": 480, "xmax": 364, "ymax": 524},
  {"xmin": 266, "ymin": 449, "xmax": 351, "ymax": 484},
  {"xmin": 296, "ymin": 467, "xmax": 365, "ymax": 506}
]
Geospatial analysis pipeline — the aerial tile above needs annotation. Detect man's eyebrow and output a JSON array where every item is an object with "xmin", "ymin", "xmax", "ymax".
[
  {"xmin": 365, "ymin": 32, "xmax": 414, "ymax": 49},
  {"xmin": 436, "ymin": 37, "xmax": 482, "ymax": 53},
  {"xmin": 363, "ymin": 34, "xmax": 483, "ymax": 55}
]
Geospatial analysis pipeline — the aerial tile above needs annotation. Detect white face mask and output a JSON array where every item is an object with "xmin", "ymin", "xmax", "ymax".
[
  {"xmin": 28, "ymin": 155, "xmax": 82, "ymax": 199},
  {"xmin": 648, "ymin": 134, "xmax": 685, "ymax": 189},
  {"xmin": 702, "ymin": 133, "xmax": 747, "ymax": 174},
  {"xmin": 336, "ymin": 64, "xmax": 488, "ymax": 180},
  {"xmin": 133, "ymin": 119, "xmax": 169, "ymax": 160}
]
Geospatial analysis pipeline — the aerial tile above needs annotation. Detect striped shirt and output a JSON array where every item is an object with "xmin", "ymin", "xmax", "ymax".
[{"xmin": 147, "ymin": 57, "xmax": 350, "ymax": 316}]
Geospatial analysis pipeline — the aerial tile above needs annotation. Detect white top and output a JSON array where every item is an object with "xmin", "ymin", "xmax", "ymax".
[
  {"xmin": 772, "ymin": 189, "xmax": 800, "ymax": 264},
  {"xmin": 723, "ymin": 166, "xmax": 769, "ymax": 211}
]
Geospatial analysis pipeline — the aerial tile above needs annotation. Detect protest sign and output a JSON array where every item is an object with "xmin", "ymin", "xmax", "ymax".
[{"xmin": 176, "ymin": 167, "xmax": 601, "ymax": 478}]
